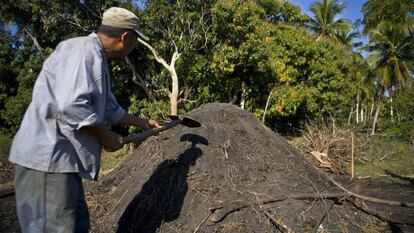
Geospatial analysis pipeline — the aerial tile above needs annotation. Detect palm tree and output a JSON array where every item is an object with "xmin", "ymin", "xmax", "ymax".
[
  {"xmin": 362, "ymin": 0, "xmax": 414, "ymax": 35},
  {"xmin": 364, "ymin": 22, "xmax": 414, "ymax": 134},
  {"xmin": 308, "ymin": 0, "xmax": 352, "ymax": 42},
  {"xmin": 336, "ymin": 28, "xmax": 362, "ymax": 49},
  {"xmin": 366, "ymin": 23, "xmax": 413, "ymax": 90}
]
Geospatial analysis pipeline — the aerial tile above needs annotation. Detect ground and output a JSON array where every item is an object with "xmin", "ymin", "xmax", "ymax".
[{"xmin": 1, "ymin": 103, "xmax": 413, "ymax": 232}]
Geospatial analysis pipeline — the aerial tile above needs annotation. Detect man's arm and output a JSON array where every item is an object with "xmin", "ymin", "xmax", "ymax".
[
  {"xmin": 80, "ymin": 124, "xmax": 123, "ymax": 151},
  {"xmin": 81, "ymin": 114, "xmax": 160, "ymax": 152}
]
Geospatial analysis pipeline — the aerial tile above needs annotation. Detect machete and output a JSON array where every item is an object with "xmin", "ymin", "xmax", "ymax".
[{"xmin": 122, "ymin": 115, "xmax": 201, "ymax": 144}]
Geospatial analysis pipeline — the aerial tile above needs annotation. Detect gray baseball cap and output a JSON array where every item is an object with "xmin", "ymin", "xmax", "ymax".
[{"xmin": 102, "ymin": 7, "xmax": 149, "ymax": 41}]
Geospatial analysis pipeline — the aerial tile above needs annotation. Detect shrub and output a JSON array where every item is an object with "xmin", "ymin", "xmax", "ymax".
[{"xmin": 0, "ymin": 131, "xmax": 12, "ymax": 157}]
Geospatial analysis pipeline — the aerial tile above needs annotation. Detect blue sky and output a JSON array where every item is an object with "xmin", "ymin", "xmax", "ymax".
[{"xmin": 287, "ymin": 0, "xmax": 367, "ymax": 25}]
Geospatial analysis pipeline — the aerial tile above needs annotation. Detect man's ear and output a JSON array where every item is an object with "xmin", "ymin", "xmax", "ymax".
[{"xmin": 120, "ymin": 31, "xmax": 129, "ymax": 43}]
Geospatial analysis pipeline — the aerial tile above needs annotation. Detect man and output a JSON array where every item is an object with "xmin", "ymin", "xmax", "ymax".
[{"xmin": 8, "ymin": 7, "xmax": 160, "ymax": 233}]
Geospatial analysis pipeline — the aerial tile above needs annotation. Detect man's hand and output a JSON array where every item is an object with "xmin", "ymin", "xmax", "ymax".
[
  {"xmin": 116, "ymin": 114, "xmax": 161, "ymax": 130},
  {"xmin": 143, "ymin": 119, "xmax": 161, "ymax": 130},
  {"xmin": 102, "ymin": 130, "xmax": 124, "ymax": 152}
]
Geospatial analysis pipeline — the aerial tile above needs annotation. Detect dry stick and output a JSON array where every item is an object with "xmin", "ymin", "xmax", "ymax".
[
  {"xmin": 263, "ymin": 210, "xmax": 293, "ymax": 233},
  {"xmin": 193, "ymin": 212, "xmax": 211, "ymax": 233},
  {"xmin": 311, "ymin": 201, "xmax": 335, "ymax": 233},
  {"xmin": 209, "ymin": 184, "xmax": 414, "ymax": 226},
  {"xmin": 326, "ymin": 176, "xmax": 414, "ymax": 208},
  {"xmin": 350, "ymin": 199, "xmax": 414, "ymax": 225},
  {"xmin": 0, "ymin": 188, "xmax": 14, "ymax": 198},
  {"xmin": 351, "ymin": 131, "xmax": 355, "ymax": 180},
  {"xmin": 260, "ymin": 192, "xmax": 345, "ymax": 206}
]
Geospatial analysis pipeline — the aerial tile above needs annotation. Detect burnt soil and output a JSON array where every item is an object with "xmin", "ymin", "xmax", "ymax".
[
  {"xmin": 1, "ymin": 103, "xmax": 413, "ymax": 232},
  {"xmin": 87, "ymin": 103, "xmax": 413, "ymax": 233}
]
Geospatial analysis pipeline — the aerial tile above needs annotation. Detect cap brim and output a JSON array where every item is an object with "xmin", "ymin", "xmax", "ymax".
[{"xmin": 135, "ymin": 29, "xmax": 149, "ymax": 41}]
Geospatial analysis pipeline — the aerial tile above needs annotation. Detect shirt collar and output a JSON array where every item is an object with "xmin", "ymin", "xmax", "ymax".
[{"xmin": 88, "ymin": 32, "xmax": 104, "ymax": 50}]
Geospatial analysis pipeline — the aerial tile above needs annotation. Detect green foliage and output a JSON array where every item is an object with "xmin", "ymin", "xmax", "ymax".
[
  {"xmin": 127, "ymin": 96, "xmax": 170, "ymax": 134},
  {"xmin": 210, "ymin": 1, "xmax": 274, "ymax": 105},
  {"xmin": 257, "ymin": 0, "xmax": 308, "ymax": 24},
  {"xmin": 0, "ymin": 30, "xmax": 20, "ymax": 128},
  {"xmin": 307, "ymin": 0, "xmax": 352, "ymax": 42},
  {"xmin": 206, "ymin": 0, "xmax": 356, "ymax": 132},
  {"xmin": 386, "ymin": 121, "xmax": 414, "ymax": 142},
  {"xmin": 0, "ymin": 0, "xmax": 130, "ymax": 48},
  {"xmin": 128, "ymin": 97, "xmax": 170, "ymax": 120},
  {"xmin": 392, "ymin": 88, "xmax": 414, "ymax": 122},
  {"xmin": 0, "ymin": 130, "xmax": 12, "ymax": 156},
  {"xmin": 267, "ymin": 25, "xmax": 354, "ymax": 122},
  {"xmin": 356, "ymin": 136, "xmax": 414, "ymax": 179},
  {"xmin": 384, "ymin": 89, "xmax": 414, "ymax": 142},
  {"xmin": 1, "ymin": 0, "xmax": 409, "ymax": 138},
  {"xmin": 0, "ymin": 49, "xmax": 51, "ymax": 132},
  {"xmin": 362, "ymin": 0, "xmax": 414, "ymax": 34},
  {"xmin": 365, "ymin": 23, "xmax": 414, "ymax": 91}
]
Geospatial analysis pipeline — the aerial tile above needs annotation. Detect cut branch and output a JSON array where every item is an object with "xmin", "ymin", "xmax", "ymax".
[
  {"xmin": 24, "ymin": 28, "xmax": 42, "ymax": 51},
  {"xmin": 326, "ymin": 176, "xmax": 414, "ymax": 208}
]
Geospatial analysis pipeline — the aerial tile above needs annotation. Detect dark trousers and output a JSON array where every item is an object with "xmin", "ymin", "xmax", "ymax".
[{"xmin": 14, "ymin": 165, "xmax": 90, "ymax": 233}]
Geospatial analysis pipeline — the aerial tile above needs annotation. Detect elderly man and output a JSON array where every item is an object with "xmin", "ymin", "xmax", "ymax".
[{"xmin": 9, "ymin": 7, "xmax": 159, "ymax": 233}]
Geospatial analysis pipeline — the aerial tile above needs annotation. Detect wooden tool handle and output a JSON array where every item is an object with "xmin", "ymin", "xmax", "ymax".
[{"xmin": 122, "ymin": 119, "xmax": 182, "ymax": 144}]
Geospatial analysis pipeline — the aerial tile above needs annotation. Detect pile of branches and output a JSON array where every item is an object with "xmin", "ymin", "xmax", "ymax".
[{"xmin": 297, "ymin": 120, "xmax": 371, "ymax": 173}]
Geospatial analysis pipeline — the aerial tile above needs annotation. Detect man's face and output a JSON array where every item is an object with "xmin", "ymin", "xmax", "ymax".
[
  {"xmin": 121, "ymin": 32, "xmax": 138, "ymax": 56},
  {"xmin": 113, "ymin": 31, "xmax": 138, "ymax": 58}
]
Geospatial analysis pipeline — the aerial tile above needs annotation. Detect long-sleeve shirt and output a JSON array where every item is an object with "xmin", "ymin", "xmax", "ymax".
[{"xmin": 9, "ymin": 33, "xmax": 125, "ymax": 180}]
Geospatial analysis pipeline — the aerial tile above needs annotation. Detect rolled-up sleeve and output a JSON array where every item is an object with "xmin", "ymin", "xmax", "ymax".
[{"xmin": 105, "ymin": 92, "xmax": 125, "ymax": 125}]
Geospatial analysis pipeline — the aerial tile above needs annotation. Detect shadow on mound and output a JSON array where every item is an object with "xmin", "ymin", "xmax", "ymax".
[{"xmin": 117, "ymin": 134, "xmax": 208, "ymax": 233}]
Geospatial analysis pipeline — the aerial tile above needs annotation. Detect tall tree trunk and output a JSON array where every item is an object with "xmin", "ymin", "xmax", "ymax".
[
  {"xmin": 390, "ymin": 97, "xmax": 394, "ymax": 123},
  {"xmin": 371, "ymin": 103, "xmax": 381, "ymax": 135},
  {"xmin": 364, "ymin": 107, "xmax": 368, "ymax": 124},
  {"xmin": 371, "ymin": 89, "xmax": 383, "ymax": 136},
  {"xmin": 348, "ymin": 106, "xmax": 353, "ymax": 126},
  {"xmin": 370, "ymin": 102, "xmax": 374, "ymax": 117},
  {"xmin": 356, "ymin": 93, "xmax": 360, "ymax": 124},
  {"xmin": 360, "ymin": 107, "xmax": 364, "ymax": 123},
  {"xmin": 240, "ymin": 92, "xmax": 245, "ymax": 109},
  {"xmin": 170, "ymin": 67, "xmax": 179, "ymax": 115},
  {"xmin": 262, "ymin": 91, "xmax": 273, "ymax": 124}
]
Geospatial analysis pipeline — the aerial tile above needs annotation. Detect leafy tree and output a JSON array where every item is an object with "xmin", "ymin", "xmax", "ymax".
[
  {"xmin": 307, "ymin": 0, "xmax": 352, "ymax": 42},
  {"xmin": 265, "ymin": 25, "xmax": 354, "ymax": 131},
  {"xmin": 0, "ymin": 0, "xmax": 139, "ymax": 132},
  {"xmin": 0, "ymin": 0, "xmax": 133, "ymax": 49},
  {"xmin": 1, "ymin": 49, "xmax": 52, "ymax": 132},
  {"xmin": 362, "ymin": 0, "xmax": 414, "ymax": 34},
  {"xmin": 0, "ymin": 30, "xmax": 20, "ymax": 127},
  {"xmin": 256, "ymin": 0, "xmax": 308, "ymax": 24},
  {"xmin": 130, "ymin": 0, "xmax": 216, "ymax": 115}
]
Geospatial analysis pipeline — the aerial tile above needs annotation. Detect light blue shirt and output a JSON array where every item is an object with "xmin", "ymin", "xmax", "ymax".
[{"xmin": 9, "ymin": 33, "xmax": 126, "ymax": 180}]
